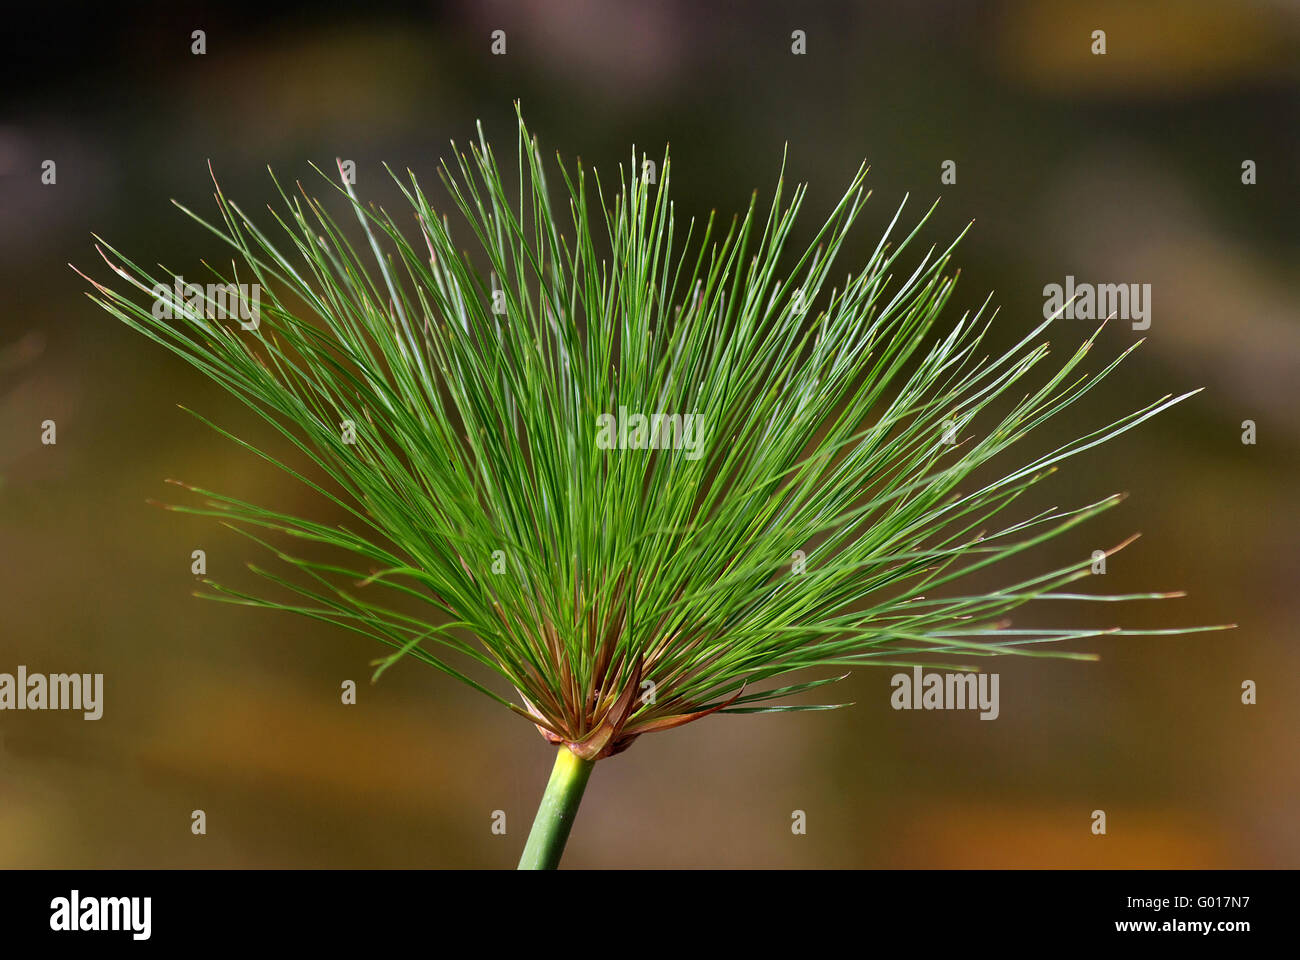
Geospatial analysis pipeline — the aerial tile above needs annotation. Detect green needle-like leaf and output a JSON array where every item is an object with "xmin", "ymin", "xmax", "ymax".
[{"xmin": 76, "ymin": 106, "xmax": 1228, "ymax": 764}]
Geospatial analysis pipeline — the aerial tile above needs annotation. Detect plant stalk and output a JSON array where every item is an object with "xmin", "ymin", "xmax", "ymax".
[{"xmin": 518, "ymin": 745, "xmax": 595, "ymax": 869}]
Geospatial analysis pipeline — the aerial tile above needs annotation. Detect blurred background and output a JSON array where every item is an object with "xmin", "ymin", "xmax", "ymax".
[{"xmin": 1, "ymin": 0, "xmax": 1296, "ymax": 868}]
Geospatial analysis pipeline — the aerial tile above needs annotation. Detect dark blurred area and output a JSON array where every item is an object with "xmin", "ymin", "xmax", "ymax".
[{"xmin": 1, "ymin": 0, "xmax": 1296, "ymax": 867}]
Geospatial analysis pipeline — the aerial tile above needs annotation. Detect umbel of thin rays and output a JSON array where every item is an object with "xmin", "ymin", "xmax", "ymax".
[{"xmin": 76, "ymin": 110, "xmax": 1222, "ymax": 762}]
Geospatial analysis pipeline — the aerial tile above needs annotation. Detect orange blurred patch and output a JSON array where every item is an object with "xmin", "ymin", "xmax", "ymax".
[
  {"xmin": 885, "ymin": 801, "xmax": 1229, "ymax": 868},
  {"xmin": 995, "ymin": 0, "xmax": 1294, "ymax": 95}
]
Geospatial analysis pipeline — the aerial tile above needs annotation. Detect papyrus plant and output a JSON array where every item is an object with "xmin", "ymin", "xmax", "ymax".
[{"xmin": 78, "ymin": 110, "xmax": 1219, "ymax": 868}]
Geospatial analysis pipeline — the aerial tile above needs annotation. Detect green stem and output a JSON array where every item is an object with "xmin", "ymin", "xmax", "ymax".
[{"xmin": 518, "ymin": 745, "xmax": 595, "ymax": 869}]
